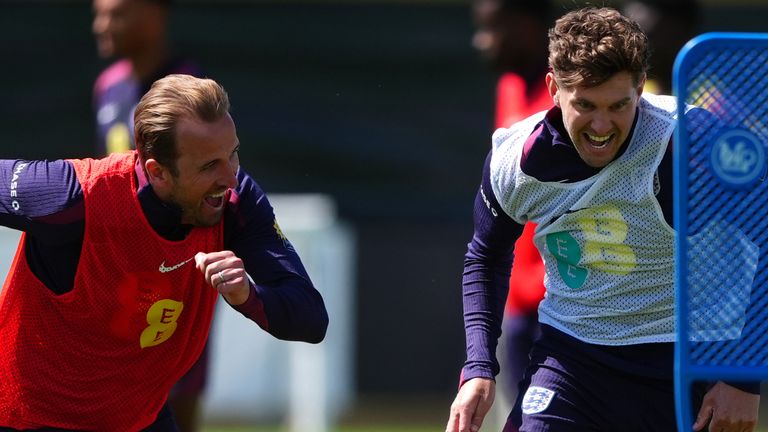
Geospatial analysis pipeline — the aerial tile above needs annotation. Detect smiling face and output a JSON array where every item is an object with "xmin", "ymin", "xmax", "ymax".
[
  {"xmin": 148, "ymin": 113, "xmax": 240, "ymax": 227},
  {"xmin": 547, "ymin": 71, "xmax": 645, "ymax": 168}
]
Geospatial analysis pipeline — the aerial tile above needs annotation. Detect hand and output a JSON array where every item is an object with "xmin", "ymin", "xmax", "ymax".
[
  {"xmin": 693, "ymin": 381, "xmax": 760, "ymax": 432},
  {"xmin": 195, "ymin": 251, "xmax": 251, "ymax": 305},
  {"xmin": 446, "ymin": 378, "xmax": 495, "ymax": 432}
]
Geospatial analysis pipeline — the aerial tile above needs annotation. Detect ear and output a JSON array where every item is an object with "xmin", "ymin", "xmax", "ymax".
[
  {"xmin": 636, "ymin": 72, "xmax": 647, "ymax": 98},
  {"xmin": 546, "ymin": 72, "xmax": 560, "ymax": 107},
  {"xmin": 144, "ymin": 158, "xmax": 172, "ymax": 196}
]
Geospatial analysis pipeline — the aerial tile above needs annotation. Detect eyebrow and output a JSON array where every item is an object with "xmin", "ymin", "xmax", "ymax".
[{"xmin": 574, "ymin": 96, "xmax": 632, "ymax": 107}]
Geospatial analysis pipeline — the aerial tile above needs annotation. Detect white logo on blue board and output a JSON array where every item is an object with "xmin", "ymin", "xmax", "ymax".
[
  {"xmin": 521, "ymin": 386, "xmax": 555, "ymax": 415},
  {"xmin": 710, "ymin": 129, "xmax": 766, "ymax": 187}
]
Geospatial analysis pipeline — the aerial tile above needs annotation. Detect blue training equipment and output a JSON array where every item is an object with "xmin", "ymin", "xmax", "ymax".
[{"xmin": 674, "ymin": 32, "xmax": 768, "ymax": 431}]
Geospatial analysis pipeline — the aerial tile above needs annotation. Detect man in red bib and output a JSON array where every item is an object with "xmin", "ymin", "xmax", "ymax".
[{"xmin": 0, "ymin": 75, "xmax": 328, "ymax": 431}]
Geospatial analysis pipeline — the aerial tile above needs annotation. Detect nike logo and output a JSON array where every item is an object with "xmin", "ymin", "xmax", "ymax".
[{"xmin": 159, "ymin": 257, "xmax": 194, "ymax": 273}]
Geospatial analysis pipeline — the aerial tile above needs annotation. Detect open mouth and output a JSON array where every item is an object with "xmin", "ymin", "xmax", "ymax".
[
  {"xmin": 204, "ymin": 190, "xmax": 227, "ymax": 208},
  {"xmin": 584, "ymin": 132, "xmax": 614, "ymax": 149}
]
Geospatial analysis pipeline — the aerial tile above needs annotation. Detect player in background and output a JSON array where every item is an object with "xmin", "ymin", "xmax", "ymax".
[
  {"xmin": 447, "ymin": 7, "xmax": 759, "ymax": 432},
  {"xmin": 470, "ymin": 0, "xmax": 553, "ymax": 407},
  {"xmin": 92, "ymin": 1, "xmax": 208, "ymax": 429},
  {"xmin": 93, "ymin": 0, "xmax": 201, "ymax": 155}
]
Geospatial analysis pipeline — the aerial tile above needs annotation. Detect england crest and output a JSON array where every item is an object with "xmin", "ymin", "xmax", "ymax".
[{"xmin": 521, "ymin": 386, "xmax": 555, "ymax": 415}]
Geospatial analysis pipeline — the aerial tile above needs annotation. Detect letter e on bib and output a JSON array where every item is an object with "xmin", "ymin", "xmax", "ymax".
[{"xmin": 140, "ymin": 299, "xmax": 184, "ymax": 348}]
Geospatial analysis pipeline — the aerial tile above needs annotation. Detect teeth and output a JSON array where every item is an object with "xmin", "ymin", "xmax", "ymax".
[
  {"xmin": 208, "ymin": 191, "xmax": 226, "ymax": 198},
  {"xmin": 587, "ymin": 133, "xmax": 611, "ymax": 142}
]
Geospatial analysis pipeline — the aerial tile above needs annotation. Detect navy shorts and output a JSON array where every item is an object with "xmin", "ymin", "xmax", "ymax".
[{"xmin": 503, "ymin": 326, "xmax": 708, "ymax": 432}]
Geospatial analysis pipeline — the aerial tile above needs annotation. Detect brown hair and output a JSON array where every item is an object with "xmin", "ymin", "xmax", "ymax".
[
  {"xmin": 548, "ymin": 7, "xmax": 649, "ymax": 88},
  {"xmin": 134, "ymin": 74, "xmax": 230, "ymax": 176}
]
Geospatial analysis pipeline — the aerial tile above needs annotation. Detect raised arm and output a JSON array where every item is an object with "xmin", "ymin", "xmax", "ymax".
[
  {"xmin": 0, "ymin": 159, "xmax": 85, "ymax": 295},
  {"xmin": 222, "ymin": 169, "xmax": 328, "ymax": 343},
  {"xmin": 0, "ymin": 159, "xmax": 84, "ymax": 235}
]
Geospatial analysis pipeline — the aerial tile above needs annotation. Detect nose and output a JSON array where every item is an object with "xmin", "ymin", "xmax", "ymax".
[
  {"xmin": 92, "ymin": 13, "xmax": 110, "ymax": 36},
  {"xmin": 472, "ymin": 30, "xmax": 493, "ymax": 53},
  {"xmin": 590, "ymin": 113, "xmax": 612, "ymax": 135},
  {"xmin": 222, "ymin": 160, "xmax": 239, "ymax": 190}
]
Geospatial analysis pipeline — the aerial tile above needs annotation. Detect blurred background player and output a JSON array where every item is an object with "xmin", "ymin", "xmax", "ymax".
[
  {"xmin": 470, "ymin": 0, "xmax": 553, "ymax": 405},
  {"xmin": 92, "ymin": 0, "xmax": 207, "ymax": 430},
  {"xmin": 93, "ymin": 0, "xmax": 202, "ymax": 155},
  {"xmin": 621, "ymin": 0, "xmax": 702, "ymax": 95}
]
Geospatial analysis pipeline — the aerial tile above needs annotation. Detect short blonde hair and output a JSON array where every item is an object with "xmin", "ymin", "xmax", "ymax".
[
  {"xmin": 548, "ymin": 7, "xmax": 649, "ymax": 88},
  {"xmin": 134, "ymin": 74, "xmax": 230, "ymax": 176}
]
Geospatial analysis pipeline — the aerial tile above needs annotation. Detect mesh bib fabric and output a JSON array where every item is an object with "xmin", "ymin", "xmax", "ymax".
[
  {"xmin": 490, "ymin": 94, "xmax": 679, "ymax": 345},
  {"xmin": 0, "ymin": 153, "xmax": 223, "ymax": 430}
]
